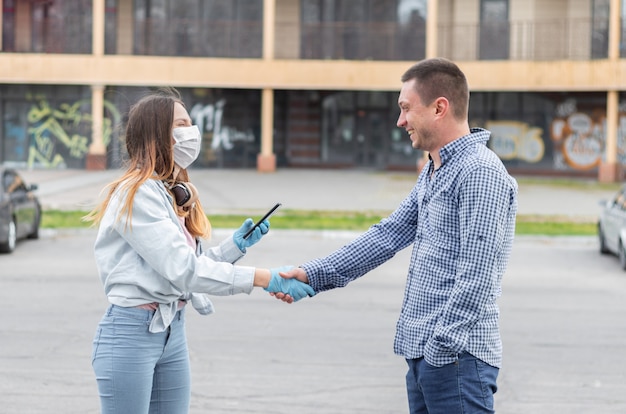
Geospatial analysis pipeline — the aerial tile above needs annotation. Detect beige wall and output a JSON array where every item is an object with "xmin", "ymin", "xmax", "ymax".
[
  {"xmin": 1, "ymin": 53, "xmax": 625, "ymax": 93},
  {"xmin": 509, "ymin": 0, "xmax": 535, "ymax": 59},
  {"xmin": 14, "ymin": 1, "xmax": 31, "ymax": 52},
  {"xmin": 567, "ymin": 0, "xmax": 593, "ymax": 58},
  {"xmin": 0, "ymin": 0, "xmax": 621, "ymax": 92},
  {"xmin": 451, "ymin": 0, "xmax": 480, "ymax": 60},
  {"xmin": 275, "ymin": 0, "xmax": 300, "ymax": 59},
  {"xmin": 117, "ymin": 0, "xmax": 133, "ymax": 55}
]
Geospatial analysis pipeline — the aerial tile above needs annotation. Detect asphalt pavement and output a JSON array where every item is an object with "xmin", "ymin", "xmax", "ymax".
[{"xmin": 17, "ymin": 167, "xmax": 618, "ymax": 219}]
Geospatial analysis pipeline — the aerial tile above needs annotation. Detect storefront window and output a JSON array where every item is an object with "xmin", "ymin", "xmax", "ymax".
[
  {"xmin": 292, "ymin": 90, "xmax": 417, "ymax": 169},
  {"xmin": 0, "ymin": 85, "xmax": 94, "ymax": 168},
  {"xmin": 470, "ymin": 91, "xmax": 615, "ymax": 175}
]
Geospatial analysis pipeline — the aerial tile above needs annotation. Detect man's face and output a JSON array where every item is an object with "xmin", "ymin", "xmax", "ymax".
[{"xmin": 396, "ymin": 79, "xmax": 434, "ymax": 151}]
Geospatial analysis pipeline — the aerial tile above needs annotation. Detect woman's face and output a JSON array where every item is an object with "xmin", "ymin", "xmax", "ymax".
[{"xmin": 172, "ymin": 102, "xmax": 192, "ymax": 142}]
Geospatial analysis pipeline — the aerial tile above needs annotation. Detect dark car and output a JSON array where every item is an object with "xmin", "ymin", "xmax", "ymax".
[
  {"xmin": 598, "ymin": 185, "xmax": 626, "ymax": 269},
  {"xmin": 0, "ymin": 168, "xmax": 41, "ymax": 253}
]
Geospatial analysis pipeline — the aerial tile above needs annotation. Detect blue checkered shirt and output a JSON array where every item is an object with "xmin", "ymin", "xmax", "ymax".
[{"xmin": 302, "ymin": 128, "xmax": 518, "ymax": 368}]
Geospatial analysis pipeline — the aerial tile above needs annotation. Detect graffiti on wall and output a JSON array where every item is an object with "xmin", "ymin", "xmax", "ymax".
[
  {"xmin": 19, "ymin": 95, "xmax": 254, "ymax": 169},
  {"xmin": 485, "ymin": 121, "xmax": 545, "ymax": 163},
  {"xmin": 550, "ymin": 98, "xmax": 606, "ymax": 170},
  {"xmin": 26, "ymin": 94, "xmax": 121, "ymax": 168},
  {"xmin": 188, "ymin": 99, "xmax": 255, "ymax": 158},
  {"xmin": 486, "ymin": 98, "xmax": 626, "ymax": 171}
]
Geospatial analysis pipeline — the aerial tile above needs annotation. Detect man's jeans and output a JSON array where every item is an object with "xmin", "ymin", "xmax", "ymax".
[
  {"xmin": 405, "ymin": 352, "xmax": 499, "ymax": 414},
  {"xmin": 92, "ymin": 305, "xmax": 190, "ymax": 414}
]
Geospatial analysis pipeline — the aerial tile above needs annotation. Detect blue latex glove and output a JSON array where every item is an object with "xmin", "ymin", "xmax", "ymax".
[
  {"xmin": 264, "ymin": 266, "xmax": 315, "ymax": 302},
  {"xmin": 233, "ymin": 218, "xmax": 269, "ymax": 252}
]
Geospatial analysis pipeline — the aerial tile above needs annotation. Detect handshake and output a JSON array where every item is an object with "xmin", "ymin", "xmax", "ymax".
[
  {"xmin": 233, "ymin": 219, "xmax": 314, "ymax": 303},
  {"xmin": 264, "ymin": 266, "xmax": 315, "ymax": 303}
]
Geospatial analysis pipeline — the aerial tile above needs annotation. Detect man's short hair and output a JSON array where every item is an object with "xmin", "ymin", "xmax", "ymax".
[{"xmin": 401, "ymin": 58, "xmax": 469, "ymax": 120}]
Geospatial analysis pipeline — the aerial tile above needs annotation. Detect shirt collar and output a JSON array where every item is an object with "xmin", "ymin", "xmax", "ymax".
[{"xmin": 433, "ymin": 127, "xmax": 490, "ymax": 167}]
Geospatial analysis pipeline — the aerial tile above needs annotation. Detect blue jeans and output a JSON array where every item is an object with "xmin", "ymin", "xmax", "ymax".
[
  {"xmin": 405, "ymin": 353, "xmax": 498, "ymax": 414},
  {"xmin": 92, "ymin": 305, "xmax": 190, "ymax": 414}
]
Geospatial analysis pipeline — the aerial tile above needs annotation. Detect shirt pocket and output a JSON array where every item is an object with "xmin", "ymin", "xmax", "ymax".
[{"xmin": 426, "ymin": 192, "xmax": 459, "ymax": 252}]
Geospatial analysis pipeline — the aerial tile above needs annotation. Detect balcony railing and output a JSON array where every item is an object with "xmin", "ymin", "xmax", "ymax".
[
  {"xmin": 439, "ymin": 18, "xmax": 608, "ymax": 61},
  {"xmin": 300, "ymin": 21, "xmax": 426, "ymax": 61},
  {"xmin": 2, "ymin": 14, "xmax": 92, "ymax": 54},
  {"xmin": 1, "ymin": 14, "xmax": 621, "ymax": 62},
  {"xmin": 132, "ymin": 18, "xmax": 262, "ymax": 58}
]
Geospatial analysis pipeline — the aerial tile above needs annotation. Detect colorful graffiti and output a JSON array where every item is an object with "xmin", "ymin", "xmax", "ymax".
[
  {"xmin": 548, "ymin": 98, "xmax": 626, "ymax": 170},
  {"xmin": 551, "ymin": 112, "xmax": 603, "ymax": 170},
  {"xmin": 487, "ymin": 98, "xmax": 626, "ymax": 171},
  {"xmin": 485, "ymin": 121, "xmax": 545, "ymax": 163},
  {"xmin": 17, "ymin": 94, "xmax": 253, "ymax": 169},
  {"xmin": 26, "ymin": 94, "xmax": 121, "ymax": 168}
]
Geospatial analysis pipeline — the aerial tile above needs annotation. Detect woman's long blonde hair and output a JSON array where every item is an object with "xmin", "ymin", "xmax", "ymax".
[{"xmin": 84, "ymin": 88, "xmax": 211, "ymax": 239}]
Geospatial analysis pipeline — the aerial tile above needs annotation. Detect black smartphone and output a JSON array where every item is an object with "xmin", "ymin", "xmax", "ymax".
[{"xmin": 243, "ymin": 203, "xmax": 282, "ymax": 239}]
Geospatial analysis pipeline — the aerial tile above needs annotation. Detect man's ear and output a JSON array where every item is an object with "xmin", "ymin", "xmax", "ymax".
[{"xmin": 434, "ymin": 97, "xmax": 449, "ymax": 117}]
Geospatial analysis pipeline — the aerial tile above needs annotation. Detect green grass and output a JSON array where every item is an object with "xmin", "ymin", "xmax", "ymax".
[
  {"xmin": 515, "ymin": 176, "xmax": 621, "ymax": 191},
  {"xmin": 43, "ymin": 209, "xmax": 390, "ymax": 232},
  {"xmin": 42, "ymin": 209, "xmax": 599, "ymax": 236},
  {"xmin": 515, "ymin": 214, "xmax": 598, "ymax": 236}
]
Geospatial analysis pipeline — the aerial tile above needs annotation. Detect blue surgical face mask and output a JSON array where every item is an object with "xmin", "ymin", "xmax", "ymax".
[{"xmin": 172, "ymin": 125, "xmax": 201, "ymax": 169}]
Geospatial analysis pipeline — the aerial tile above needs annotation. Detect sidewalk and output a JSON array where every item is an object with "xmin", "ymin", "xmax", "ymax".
[{"xmin": 18, "ymin": 168, "xmax": 616, "ymax": 219}]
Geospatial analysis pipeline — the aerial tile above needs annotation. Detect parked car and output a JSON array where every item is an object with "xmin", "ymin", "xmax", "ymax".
[
  {"xmin": 0, "ymin": 168, "xmax": 41, "ymax": 253},
  {"xmin": 597, "ymin": 185, "xmax": 626, "ymax": 269}
]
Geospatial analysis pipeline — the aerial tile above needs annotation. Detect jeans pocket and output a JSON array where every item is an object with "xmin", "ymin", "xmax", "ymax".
[
  {"xmin": 91, "ymin": 326, "xmax": 102, "ymax": 365},
  {"xmin": 475, "ymin": 358, "xmax": 499, "ymax": 405}
]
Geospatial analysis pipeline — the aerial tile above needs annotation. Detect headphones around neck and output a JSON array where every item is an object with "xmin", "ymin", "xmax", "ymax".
[{"xmin": 170, "ymin": 182, "xmax": 191, "ymax": 206}]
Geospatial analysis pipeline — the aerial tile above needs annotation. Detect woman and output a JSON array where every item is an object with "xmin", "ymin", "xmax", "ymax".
[{"xmin": 86, "ymin": 88, "xmax": 313, "ymax": 413}]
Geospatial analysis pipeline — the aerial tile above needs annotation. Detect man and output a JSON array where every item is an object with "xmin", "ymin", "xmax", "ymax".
[{"xmin": 277, "ymin": 58, "xmax": 518, "ymax": 414}]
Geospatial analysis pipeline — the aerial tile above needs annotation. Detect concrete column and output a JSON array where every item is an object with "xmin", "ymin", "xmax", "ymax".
[
  {"xmin": 599, "ymin": 0, "xmax": 622, "ymax": 182},
  {"xmin": 86, "ymin": 0, "xmax": 106, "ymax": 170},
  {"xmin": 258, "ymin": 0, "xmax": 277, "ymax": 172},
  {"xmin": 609, "ymin": 0, "xmax": 621, "ymax": 60},
  {"xmin": 258, "ymin": 88, "xmax": 277, "ymax": 172},
  {"xmin": 15, "ymin": 1, "xmax": 31, "ymax": 52},
  {"xmin": 0, "ymin": 0, "xmax": 4, "ymax": 51},
  {"xmin": 425, "ymin": 0, "xmax": 438, "ymax": 59},
  {"xmin": 416, "ymin": 0, "xmax": 440, "ymax": 173},
  {"xmin": 87, "ymin": 85, "xmax": 107, "ymax": 170},
  {"xmin": 600, "ymin": 90, "xmax": 620, "ymax": 182},
  {"xmin": 92, "ymin": 0, "xmax": 105, "ymax": 56}
]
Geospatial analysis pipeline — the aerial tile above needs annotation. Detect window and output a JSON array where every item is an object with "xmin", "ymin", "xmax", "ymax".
[
  {"xmin": 300, "ymin": 0, "xmax": 425, "ymax": 61},
  {"xmin": 31, "ymin": 0, "xmax": 92, "ymax": 54},
  {"xmin": 591, "ymin": 0, "xmax": 610, "ymax": 59},
  {"xmin": 479, "ymin": 0, "xmax": 509, "ymax": 60},
  {"xmin": 105, "ymin": 0, "xmax": 117, "ymax": 54},
  {"xmin": 622, "ymin": 0, "xmax": 626, "ymax": 57},
  {"xmin": 2, "ymin": 0, "xmax": 15, "ymax": 51},
  {"xmin": 133, "ymin": 0, "xmax": 262, "ymax": 58}
]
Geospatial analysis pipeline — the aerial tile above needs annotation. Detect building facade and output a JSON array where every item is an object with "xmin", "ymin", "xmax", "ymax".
[{"xmin": 0, "ymin": 0, "xmax": 625, "ymax": 181}]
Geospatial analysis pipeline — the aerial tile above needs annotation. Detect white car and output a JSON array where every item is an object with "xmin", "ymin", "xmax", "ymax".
[{"xmin": 598, "ymin": 186, "xmax": 626, "ymax": 269}]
